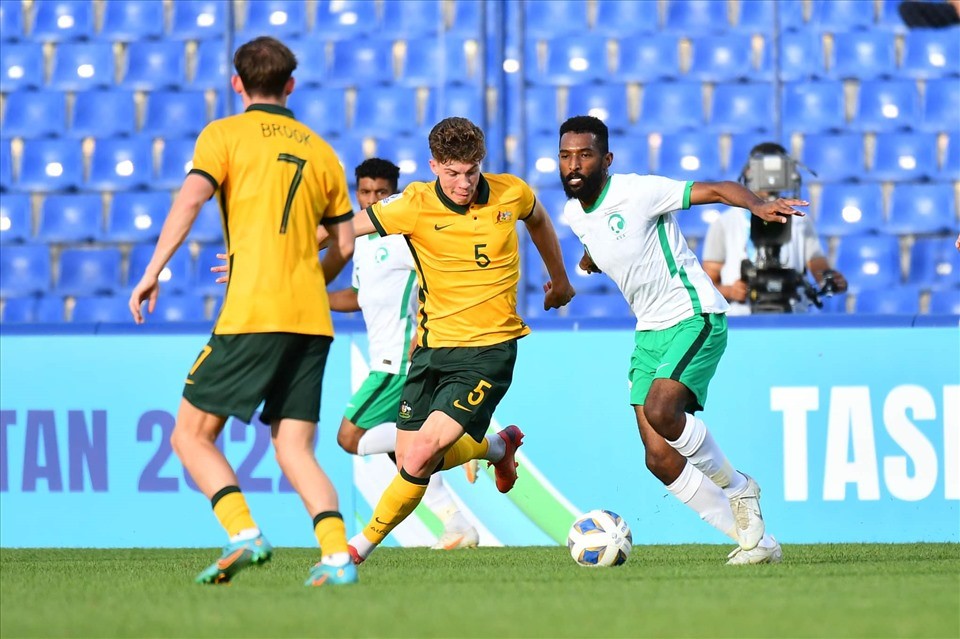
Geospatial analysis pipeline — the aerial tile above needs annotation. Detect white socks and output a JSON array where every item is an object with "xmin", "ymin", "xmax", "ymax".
[
  {"xmin": 666, "ymin": 463, "xmax": 737, "ymax": 541},
  {"xmin": 422, "ymin": 474, "xmax": 471, "ymax": 532},
  {"xmin": 356, "ymin": 422, "xmax": 398, "ymax": 456},
  {"xmin": 484, "ymin": 432, "xmax": 506, "ymax": 461},
  {"xmin": 667, "ymin": 413, "xmax": 746, "ymax": 494},
  {"xmin": 349, "ymin": 531, "xmax": 375, "ymax": 559},
  {"xmin": 229, "ymin": 527, "xmax": 261, "ymax": 543}
]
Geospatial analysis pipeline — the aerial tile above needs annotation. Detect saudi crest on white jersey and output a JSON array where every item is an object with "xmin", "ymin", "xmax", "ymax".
[
  {"xmin": 563, "ymin": 173, "xmax": 729, "ymax": 330},
  {"xmin": 352, "ymin": 233, "xmax": 419, "ymax": 374}
]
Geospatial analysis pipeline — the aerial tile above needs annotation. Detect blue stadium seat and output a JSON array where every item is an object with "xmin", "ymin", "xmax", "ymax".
[
  {"xmin": 909, "ymin": 237, "xmax": 960, "ymax": 289},
  {"xmin": 57, "ymin": 247, "xmax": 123, "ymax": 296},
  {"xmin": 856, "ymin": 286, "xmax": 921, "ymax": 314},
  {"xmin": 17, "ymin": 138, "xmax": 84, "ymax": 191},
  {"xmin": 604, "ymin": 133, "xmax": 647, "ymax": 175},
  {"xmin": 448, "ymin": 0, "xmax": 482, "ymax": 37},
  {"xmin": 284, "ymin": 38, "xmax": 327, "ymax": 87},
  {"xmin": 565, "ymin": 84, "xmax": 630, "ymax": 133},
  {"xmin": 70, "ymin": 89, "xmax": 136, "ymax": 138},
  {"xmin": 872, "ymin": 132, "xmax": 939, "ymax": 182},
  {"xmin": 327, "ymin": 39, "xmax": 392, "ymax": 87},
  {"xmin": 593, "ymin": 0, "xmax": 659, "ymax": 37},
  {"xmin": 782, "ymin": 81, "xmax": 845, "ymax": 134},
  {"xmin": 353, "ymin": 87, "xmax": 421, "ymax": 136},
  {"xmin": 187, "ymin": 200, "xmax": 224, "ymax": 244},
  {"xmin": 829, "ymin": 31, "xmax": 897, "ymax": 80},
  {"xmin": 2, "ymin": 90, "xmax": 67, "ymax": 138},
  {"xmin": 286, "ymin": 88, "xmax": 346, "ymax": 138},
  {"xmin": 560, "ymin": 236, "xmax": 608, "ymax": 293},
  {"xmin": 877, "ymin": 0, "xmax": 908, "ymax": 31},
  {"xmin": 374, "ymin": 136, "xmax": 434, "ymax": 183},
  {"xmin": 71, "ymin": 296, "xmax": 131, "ymax": 323},
  {"xmin": 330, "ymin": 134, "xmax": 367, "ymax": 179},
  {"xmin": 156, "ymin": 137, "xmax": 196, "ymax": 189},
  {"xmin": 382, "ymin": 0, "xmax": 443, "ymax": 37},
  {"xmin": 633, "ymin": 81, "xmax": 703, "ymax": 133},
  {"xmin": 664, "ymin": 0, "xmax": 730, "ymax": 34},
  {"xmin": 524, "ymin": 0, "xmax": 588, "ymax": 38},
  {"xmin": 682, "ymin": 204, "xmax": 728, "ymax": 241},
  {"xmin": 724, "ymin": 133, "xmax": 777, "ymax": 180},
  {"xmin": 195, "ymin": 244, "xmax": 227, "ymax": 296},
  {"xmin": 106, "ymin": 191, "xmax": 168, "ymax": 243},
  {"xmin": 0, "ymin": 245, "xmax": 50, "ymax": 296},
  {"xmin": 142, "ymin": 91, "xmax": 209, "ymax": 138},
  {"xmin": 734, "ymin": 0, "xmax": 774, "ymax": 33},
  {"xmin": 427, "ymin": 85, "xmax": 486, "ymax": 125},
  {"xmin": 398, "ymin": 38, "xmax": 476, "ymax": 88},
  {"xmin": 835, "ymin": 235, "xmax": 901, "ymax": 291},
  {"xmin": 709, "ymin": 83, "xmax": 775, "ymax": 134},
  {"xmin": 811, "ymin": 0, "xmax": 877, "ymax": 31},
  {"xmin": 2, "ymin": 297, "xmax": 36, "ymax": 323},
  {"xmin": 928, "ymin": 287, "xmax": 960, "ymax": 314},
  {"xmin": 525, "ymin": 133, "xmax": 561, "ymax": 187},
  {"xmin": 1, "ymin": 43, "xmax": 44, "ymax": 91},
  {"xmin": 538, "ymin": 35, "xmax": 608, "ymax": 86},
  {"xmin": 888, "ymin": 183, "xmax": 955, "ymax": 235},
  {"xmin": 50, "ymin": 43, "xmax": 114, "ymax": 91},
  {"xmin": 169, "ymin": 1, "xmax": 226, "ymax": 40},
  {"xmin": 688, "ymin": 35, "xmax": 758, "ymax": 82},
  {"xmin": 921, "ymin": 79, "xmax": 960, "ymax": 134},
  {"xmin": 942, "ymin": 134, "xmax": 960, "ymax": 181},
  {"xmin": 150, "ymin": 293, "xmax": 209, "ymax": 322},
  {"xmin": 817, "ymin": 183, "xmax": 884, "ymax": 236},
  {"xmin": 779, "ymin": 32, "xmax": 825, "ymax": 81},
  {"xmin": 88, "ymin": 137, "xmax": 154, "ymax": 191},
  {"xmin": 0, "ymin": 193, "xmax": 31, "ymax": 243},
  {"xmin": 0, "ymin": 0, "xmax": 24, "ymax": 41},
  {"xmin": 31, "ymin": 0, "xmax": 94, "ymax": 41},
  {"xmin": 240, "ymin": 0, "xmax": 308, "ymax": 40},
  {"xmin": 522, "ymin": 238, "xmax": 546, "ymax": 291},
  {"xmin": 613, "ymin": 33, "xmax": 681, "ymax": 82},
  {"xmin": 563, "ymin": 291, "xmax": 632, "ymax": 319},
  {"xmin": 524, "ymin": 86, "xmax": 561, "ymax": 135},
  {"xmin": 0, "ymin": 140, "xmax": 11, "ymax": 189},
  {"xmin": 122, "ymin": 41, "xmax": 186, "ymax": 90},
  {"xmin": 36, "ymin": 295, "xmax": 66, "ymax": 322},
  {"xmin": 801, "ymin": 133, "xmax": 864, "ymax": 182},
  {"xmin": 902, "ymin": 28, "xmax": 960, "ymax": 79},
  {"xmin": 534, "ymin": 185, "xmax": 572, "ymax": 223},
  {"xmin": 854, "ymin": 80, "xmax": 920, "ymax": 132},
  {"xmin": 100, "ymin": 0, "xmax": 165, "ymax": 41},
  {"xmin": 314, "ymin": 0, "xmax": 379, "ymax": 40},
  {"xmin": 37, "ymin": 193, "xmax": 102, "ymax": 243},
  {"xmin": 656, "ymin": 133, "xmax": 721, "ymax": 181},
  {"xmin": 191, "ymin": 39, "xmax": 229, "ymax": 89},
  {"xmin": 129, "ymin": 243, "xmax": 193, "ymax": 294}
]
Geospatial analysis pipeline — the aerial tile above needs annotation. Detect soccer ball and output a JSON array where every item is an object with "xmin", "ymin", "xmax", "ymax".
[{"xmin": 567, "ymin": 509, "xmax": 632, "ymax": 567}]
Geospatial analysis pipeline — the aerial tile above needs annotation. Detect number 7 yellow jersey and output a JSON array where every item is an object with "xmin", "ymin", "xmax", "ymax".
[{"xmin": 189, "ymin": 104, "xmax": 353, "ymax": 336}]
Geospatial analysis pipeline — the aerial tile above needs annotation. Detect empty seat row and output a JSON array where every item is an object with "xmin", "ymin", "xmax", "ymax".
[{"xmin": 0, "ymin": 293, "xmax": 216, "ymax": 324}]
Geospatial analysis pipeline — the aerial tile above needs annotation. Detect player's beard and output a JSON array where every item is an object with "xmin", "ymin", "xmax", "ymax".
[{"xmin": 561, "ymin": 167, "xmax": 605, "ymax": 203}]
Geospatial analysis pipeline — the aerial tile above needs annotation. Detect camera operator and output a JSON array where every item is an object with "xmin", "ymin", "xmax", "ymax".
[{"xmin": 702, "ymin": 142, "xmax": 847, "ymax": 314}]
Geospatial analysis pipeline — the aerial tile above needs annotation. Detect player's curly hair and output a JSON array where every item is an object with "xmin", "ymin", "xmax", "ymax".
[
  {"xmin": 234, "ymin": 37, "xmax": 297, "ymax": 98},
  {"xmin": 355, "ymin": 158, "xmax": 400, "ymax": 192},
  {"xmin": 428, "ymin": 117, "xmax": 486, "ymax": 165},
  {"xmin": 559, "ymin": 115, "xmax": 609, "ymax": 156}
]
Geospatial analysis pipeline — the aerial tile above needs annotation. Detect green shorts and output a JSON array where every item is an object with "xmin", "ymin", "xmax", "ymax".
[
  {"xmin": 344, "ymin": 371, "xmax": 406, "ymax": 429},
  {"xmin": 183, "ymin": 332, "xmax": 333, "ymax": 424},
  {"xmin": 398, "ymin": 339, "xmax": 517, "ymax": 442},
  {"xmin": 628, "ymin": 313, "xmax": 727, "ymax": 413}
]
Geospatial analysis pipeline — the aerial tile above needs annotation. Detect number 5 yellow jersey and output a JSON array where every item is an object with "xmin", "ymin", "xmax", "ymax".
[{"xmin": 189, "ymin": 104, "xmax": 353, "ymax": 336}]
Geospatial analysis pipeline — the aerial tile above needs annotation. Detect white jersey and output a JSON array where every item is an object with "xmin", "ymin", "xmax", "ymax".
[
  {"xmin": 352, "ymin": 233, "xmax": 419, "ymax": 374},
  {"xmin": 564, "ymin": 174, "xmax": 729, "ymax": 330}
]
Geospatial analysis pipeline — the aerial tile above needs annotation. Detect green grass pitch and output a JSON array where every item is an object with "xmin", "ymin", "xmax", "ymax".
[{"xmin": 1, "ymin": 544, "xmax": 958, "ymax": 638}]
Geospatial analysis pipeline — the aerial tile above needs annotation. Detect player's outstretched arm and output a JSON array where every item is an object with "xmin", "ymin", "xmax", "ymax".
[
  {"xmin": 320, "ymin": 215, "xmax": 356, "ymax": 285},
  {"xmin": 690, "ymin": 181, "xmax": 807, "ymax": 224},
  {"xmin": 523, "ymin": 200, "xmax": 575, "ymax": 310},
  {"xmin": 129, "ymin": 174, "xmax": 213, "ymax": 323}
]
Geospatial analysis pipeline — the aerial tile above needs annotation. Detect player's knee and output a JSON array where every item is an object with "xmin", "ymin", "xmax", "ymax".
[
  {"xmin": 336, "ymin": 426, "xmax": 359, "ymax": 455},
  {"xmin": 642, "ymin": 399, "xmax": 684, "ymax": 439}
]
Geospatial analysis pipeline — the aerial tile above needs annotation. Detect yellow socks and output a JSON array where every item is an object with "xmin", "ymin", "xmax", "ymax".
[
  {"xmin": 211, "ymin": 485, "xmax": 257, "ymax": 537},
  {"xmin": 439, "ymin": 434, "xmax": 489, "ymax": 471},
  {"xmin": 313, "ymin": 511, "xmax": 348, "ymax": 557},
  {"xmin": 362, "ymin": 468, "xmax": 429, "ymax": 544}
]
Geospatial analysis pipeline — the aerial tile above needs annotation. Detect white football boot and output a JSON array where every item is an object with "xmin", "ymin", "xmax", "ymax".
[
  {"xmin": 432, "ymin": 526, "xmax": 480, "ymax": 550},
  {"xmin": 729, "ymin": 474, "xmax": 765, "ymax": 550},
  {"xmin": 727, "ymin": 536, "xmax": 782, "ymax": 565}
]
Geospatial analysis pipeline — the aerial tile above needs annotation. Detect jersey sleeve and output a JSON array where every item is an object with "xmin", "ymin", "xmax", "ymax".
[
  {"xmin": 189, "ymin": 123, "xmax": 227, "ymax": 190},
  {"xmin": 701, "ymin": 214, "xmax": 728, "ymax": 263},
  {"xmin": 633, "ymin": 175, "xmax": 692, "ymax": 219},
  {"xmin": 319, "ymin": 156, "xmax": 354, "ymax": 226},
  {"xmin": 368, "ymin": 184, "xmax": 419, "ymax": 236},
  {"xmin": 516, "ymin": 179, "xmax": 537, "ymax": 220}
]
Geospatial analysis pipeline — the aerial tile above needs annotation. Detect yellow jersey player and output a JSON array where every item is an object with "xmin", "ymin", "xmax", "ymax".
[
  {"xmin": 128, "ymin": 37, "xmax": 358, "ymax": 587},
  {"xmin": 345, "ymin": 117, "xmax": 576, "ymax": 563}
]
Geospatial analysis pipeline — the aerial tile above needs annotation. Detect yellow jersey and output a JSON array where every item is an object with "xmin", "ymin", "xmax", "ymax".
[
  {"xmin": 190, "ymin": 104, "xmax": 353, "ymax": 336},
  {"xmin": 368, "ymin": 173, "xmax": 535, "ymax": 347}
]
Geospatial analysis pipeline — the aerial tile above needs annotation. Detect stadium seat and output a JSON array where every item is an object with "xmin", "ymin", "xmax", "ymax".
[
  {"xmin": 709, "ymin": 83, "xmax": 775, "ymax": 134},
  {"xmin": 314, "ymin": 0, "xmax": 379, "ymax": 40},
  {"xmin": 122, "ymin": 41, "xmax": 187, "ymax": 90},
  {"xmin": 129, "ymin": 243, "xmax": 193, "ymax": 294},
  {"xmin": 0, "ymin": 193, "xmax": 32, "ymax": 243},
  {"xmin": 240, "ymin": 0, "xmax": 308, "ymax": 40},
  {"xmin": 816, "ymin": 183, "xmax": 884, "ymax": 236},
  {"xmin": 0, "ymin": 140, "xmax": 11, "ymax": 189},
  {"xmin": 398, "ymin": 37, "xmax": 476, "ymax": 88},
  {"xmin": 829, "ymin": 31, "xmax": 897, "ymax": 80},
  {"xmin": 812, "ymin": 0, "xmax": 877, "ymax": 31},
  {"xmin": 1, "ymin": 43, "xmax": 44, "ymax": 92},
  {"xmin": 562, "ymin": 291, "xmax": 632, "ymax": 319},
  {"xmin": 524, "ymin": 86, "xmax": 561, "ymax": 135},
  {"xmin": 920, "ymin": 79, "xmax": 960, "ymax": 134},
  {"xmin": 593, "ymin": 0, "xmax": 659, "ymax": 37},
  {"xmin": 782, "ymin": 81, "xmax": 846, "ymax": 134},
  {"xmin": 169, "ymin": 0, "xmax": 226, "ymax": 40},
  {"xmin": 525, "ymin": 133, "xmax": 561, "ymax": 187},
  {"xmin": 286, "ymin": 88, "xmax": 347, "ymax": 138},
  {"xmin": 448, "ymin": 0, "xmax": 482, "ymax": 37},
  {"xmin": 909, "ymin": 237, "xmax": 960, "ymax": 289},
  {"xmin": 49, "ymin": 43, "xmax": 115, "ymax": 91},
  {"xmin": 854, "ymin": 80, "xmax": 920, "ymax": 132},
  {"xmin": 524, "ymin": 0, "xmax": 588, "ymax": 38},
  {"xmin": 688, "ymin": 35, "xmax": 758, "ymax": 82},
  {"xmin": 100, "ymin": 0, "xmax": 165, "ymax": 41},
  {"xmin": 801, "ymin": 133, "xmax": 865, "ymax": 182},
  {"xmin": 601, "ymin": 133, "xmax": 645, "ymax": 176},
  {"xmin": 427, "ymin": 85, "xmax": 486, "ymax": 125},
  {"xmin": 282, "ymin": 38, "xmax": 327, "ymax": 87},
  {"xmin": 374, "ymin": 136, "xmax": 434, "ymax": 183},
  {"xmin": 928, "ymin": 287, "xmax": 960, "ymax": 314},
  {"xmin": 191, "ymin": 39, "xmax": 229, "ymax": 89},
  {"xmin": 887, "ymin": 182, "xmax": 955, "ymax": 235},
  {"xmin": 70, "ymin": 89, "xmax": 136, "ymax": 138},
  {"xmin": 942, "ymin": 135, "xmax": 960, "ymax": 181},
  {"xmin": 725, "ymin": 132, "xmax": 781, "ymax": 180},
  {"xmin": 150, "ymin": 293, "xmax": 209, "ymax": 322},
  {"xmin": 633, "ymin": 81, "xmax": 703, "ymax": 133},
  {"xmin": 37, "ymin": 193, "xmax": 103, "ymax": 243},
  {"xmin": 856, "ymin": 286, "xmax": 921, "ymax": 315},
  {"xmin": 57, "ymin": 247, "xmax": 123, "ymax": 296},
  {"xmin": 877, "ymin": 0, "xmax": 908, "ymax": 31},
  {"xmin": 664, "ymin": 0, "xmax": 730, "ymax": 34},
  {"xmin": 835, "ymin": 234, "xmax": 901, "ymax": 290},
  {"xmin": 142, "ymin": 91, "xmax": 209, "ymax": 138},
  {"xmin": 871, "ymin": 132, "xmax": 939, "ymax": 182},
  {"xmin": 195, "ymin": 244, "xmax": 227, "ymax": 296},
  {"xmin": 535, "ymin": 185, "xmax": 571, "ymax": 221},
  {"xmin": 613, "ymin": 33, "xmax": 681, "ymax": 82},
  {"xmin": 330, "ymin": 134, "xmax": 367, "ymax": 178},
  {"xmin": 17, "ymin": 138, "xmax": 84, "ymax": 192},
  {"xmin": 87, "ymin": 137, "xmax": 154, "ymax": 191},
  {"xmin": 106, "ymin": 191, "xmax": 169, "ymax": 243},
  {"xmin": 353, "ymin": 87, "xmax": 421, "ymax": 136},
  {"xmin": 565, "ymin": 84, "xmax": 630, "ymax": 133},
  {"xmin": 734, "ymin": 0, "xmax": 775, "ymax": 33},
  {"xmin": 2, "ymin": 90, "xmax": 67, "ymax": 138},
  {"xmin": 71, "ymin": 296, "xmax": 132, "ymax": 323},
  {"xmin": 656, "ymin": 133, "xmax": 722, "ymax": 181},
  {"xmin": 382, "ymin": 0, "xmax": 444, "ymax": 36},
  {"xmin": 681, "ymin": 204, "xmax": 728, "ymax": 241},
  {"xmin": 156, "ymin": 137, "xmax": 196, "ymax": 190},
  {"xmin": 327, "ymin": 39, "xmax": 393, "ymax": 87},
  {"xmin": 560, "ymin": 236, "xmax": 608, "ymax": 293},
  {"xmin": 0, "ymin": 245, "xmax": 51, "ymax": 297},
  {"xmin": 902, "ymin": 28, "xmax": 960, "ymax": 79},
  {"xmin": 2, "ymin": 297, "xmax": 36, "ymax": 323},
  {"xmin": 0, "ymin": 0, "xmax": 24, "ymax": 41},
  {"xmin": 187, "ymin": 200, "xmax": 224, "ymax": 244},
  {"xmin": 31, "ymin": 0, "xmax": 94, "ymax": 42},
  {"xmin": 35, "ymin": 296, "xmax": 66, "ymax": 322},
  {"xmin": 779, "ymin": 32, "xmax": 825, "ymax": 81},
  {"xmin": 538, "ymin": 36, "xmax": 608, "ymax": 86}
]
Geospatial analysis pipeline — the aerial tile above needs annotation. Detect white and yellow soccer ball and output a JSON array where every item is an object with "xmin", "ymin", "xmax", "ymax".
[{"xmin": 567, "ymin": 509, "xmax": 632, "ymax": 567}]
